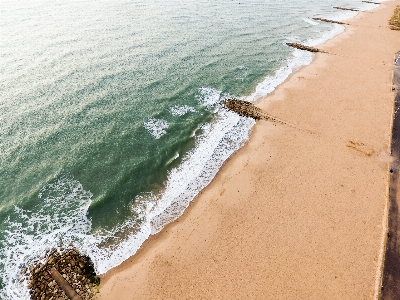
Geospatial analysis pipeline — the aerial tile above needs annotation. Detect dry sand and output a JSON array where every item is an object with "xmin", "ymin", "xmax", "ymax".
[{"xmin": 97, "ymin": 1, "xmax": 400, "ymax": 299}]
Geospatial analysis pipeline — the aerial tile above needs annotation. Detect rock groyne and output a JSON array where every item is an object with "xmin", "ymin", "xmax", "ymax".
[
  {"xmin": 286, "ymin": 42, "xmax": 327, "ymax": 53},
  {"xmin": 333, "ymin": 6, "xmax": 359, "ymax": 12},
  {"xmin": 312, "ymin": 18, "xmax": 348, "ymax": 25},
  {"xmin": 362, "ymin": 1, "xmax": 381, "ymax": 4},
  {"xmin": 26, "ymin": 247, "xmax": 100, "ymax": 300},
  {"xmin": 221, "ymin": 98, "xmax": 294, "ymax": 127}
]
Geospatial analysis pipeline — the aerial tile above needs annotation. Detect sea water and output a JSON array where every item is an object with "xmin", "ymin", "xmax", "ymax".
[{"xmin": 0, "ymin": 0, "xmax": 380, "ymax": 298}]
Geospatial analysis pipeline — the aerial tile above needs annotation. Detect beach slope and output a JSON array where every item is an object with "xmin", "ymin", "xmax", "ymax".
[{"xmin": 98, "ymin": 1, "xmax": 400, "ymax": 299}]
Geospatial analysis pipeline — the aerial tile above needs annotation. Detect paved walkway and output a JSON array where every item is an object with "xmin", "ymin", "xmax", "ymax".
[{"xmin": 381, "ymin": 51, "xmax": 400, "ymax": 300}]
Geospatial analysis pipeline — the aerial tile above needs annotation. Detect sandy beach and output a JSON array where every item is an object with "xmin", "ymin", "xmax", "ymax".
[{"xmin": 97, "ymin": 1, "xmax": 400, "ymax": 299}]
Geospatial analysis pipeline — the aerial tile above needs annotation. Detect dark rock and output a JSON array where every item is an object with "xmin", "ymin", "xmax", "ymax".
[
  {"xmin": 26, "ymin": 246, "xmax": 99, "ymax": 300},
  {"xmin": 362, "ymin": 0, "xmax": 380, "ymax": 4},
  {"xmin": 333, "ymin": 6, "xmax": 359, "ymax": 12},
  {"xmin": 312, "ymin": 18, "xmax": 348, "ymax": 25},
  {"xmin": 221, "ymin": 98, "xmax": 294, "ymax": 128},
  {"xmin": 286, "ymin": 42, "xmax": 326, "ymax": 53}
]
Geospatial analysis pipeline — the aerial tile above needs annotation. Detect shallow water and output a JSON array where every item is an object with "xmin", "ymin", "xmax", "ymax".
[{"xmin": 0, "ymin": 0, "xmax": 379, "ymax": 298}]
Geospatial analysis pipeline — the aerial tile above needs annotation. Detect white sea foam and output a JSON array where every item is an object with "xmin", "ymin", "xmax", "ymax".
[
  {"xmin": 246, "ymin": 6, "xmax": 363, "ymax": 104},
  {"xmin": 124, "ymin": 2, "xmax": 382, "ymax": 283},
  {"xmin": 148, "ymin": 99, "xmax": 255, "ymax": 234},
  {"xmin": 196, "ymin": 87, "xmax": 221, "ymax": 108},
  {"xmin": 303, "ymin": 18, "xmax": 319, "ymax": 26},
  {"xmin": 1, "ymin": 63, "xmax": 298, "ymax": 299},
  {"xmin": 169, "ymin": 105, "xmax": 197, "ymax": 116},
  {"xmin": 84, "ymin": 88, "xmax": 255, "ymax": 275},
  {"xmin": 3, "ymin": 14, "xmax": 352, "ymax": 294},
  {"xmin": 307, "ymin": 23, "xmax": 344, "ymax": 47},
  {"xmin": 323, "ymin": 10, "xmax": 358, "ymax": 22},
  {"xmin": 0, "ymin": 175, "xmax": 95, "ymax": 300},
  {"xmin": 165, "ymin": 152, "xmax": 180, "ymax": 165},
  {"xmin": 143, "ymin": 118, "xmax": 169, "ymax": 139},
  {"xmin": 246, "ymin": 48, "xmax": 313, "ymax": 102},
  {"xmin": 358, "ymin": 1, "xmax": 381, "ymax": 11}
]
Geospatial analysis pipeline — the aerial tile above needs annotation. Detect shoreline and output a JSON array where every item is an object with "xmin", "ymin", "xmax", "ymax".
[{"xmin": 97, "ymin": 1, "xmax": 400, "ymax": 299}]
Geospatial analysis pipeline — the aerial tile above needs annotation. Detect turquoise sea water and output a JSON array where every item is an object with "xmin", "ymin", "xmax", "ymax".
[{"xmin": 0, "ymin": 0, "xmax": 379, "ymax": 298}]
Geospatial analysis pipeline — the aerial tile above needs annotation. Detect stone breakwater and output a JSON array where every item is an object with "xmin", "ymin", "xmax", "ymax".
[
  {"xmin": 285, "ymin": 43, "xmax": 327, "ymax": 53},
  {"xmin": 362, "ymin": 1, "xmax": 381, "ymax": 4},
  {"xmin": 312, "ymin": 18, "xmax": 349, "ymax": 25},
  {"xmin": 221, "ymin": 98, "xmax": 293, "ymax": 127},
  {"xmin": 221, "ymin": 98, "xmax": 317, "ymax": 134},
  {"xmin": 25, "ymin": 247, "xmax": 100, "ymax": 300},
  {"xmin": 333, "ymin": 6, "xmax": 359, "ymax": 12}
]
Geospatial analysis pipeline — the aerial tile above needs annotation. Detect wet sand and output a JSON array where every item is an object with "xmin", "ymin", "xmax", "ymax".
[{"xmin": 97, "ymin": 1, "xmax": 400, "ymax": 299}]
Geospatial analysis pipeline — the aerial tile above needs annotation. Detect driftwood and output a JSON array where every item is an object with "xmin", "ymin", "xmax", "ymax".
[
  {"xmin": 286, "ymin": 42, "xmax": 327, "ymax": 53},
  {"xmin": 49, "ymin": 268, "xmax": 82, "ymax": 300},
  {"xmin": 312, "ymin": 18, "xmax": 348, "ymax": 25},
  {"xmin": 333, "ymin": 6, "xmax": 359, "ymax": 12}
]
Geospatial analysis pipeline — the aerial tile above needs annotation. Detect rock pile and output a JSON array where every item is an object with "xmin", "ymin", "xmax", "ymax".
[
  {"xmin": 333, "ymin": 6, "xmax": 359, "ymax": 12},
  {"xmin": 221, "ymin": 98, "xmax": 294, "ymax": 128},
  {"xmin": 285, "ymin": 43, "xmax": 326, "ymax": 53},
  {"xmin": 26, "ymin": 247, "xmax": 100, "ymax": 300},
  {"xmin": 362, "ymin": 0, "xmax": 380, "ymax": 4},
  {"xmin": 312, "ymin": 18, "xmax": 348, "ymax": 25},
  {"xmin": 222, "ymin": 98, "xmax": 263, "ymax": 120}
]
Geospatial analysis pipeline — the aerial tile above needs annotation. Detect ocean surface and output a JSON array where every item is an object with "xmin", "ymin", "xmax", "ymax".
[{"xmin": 0, "ymin": 0, "xmax": 380, "ymax": 298}]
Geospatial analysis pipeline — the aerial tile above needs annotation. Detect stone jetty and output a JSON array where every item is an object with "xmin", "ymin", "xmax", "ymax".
[
  {"xmin": 312, "ymin": 18, "xmax": 348, "ymax": 25},
  {"xmin": 362, "ymin": 1, "xmax": 380, "ymax": 4},
  {"xmin": 286, "ymin": 42, "xmax": 326, "ymax": 53},
  {"xmin": 221, "ymin": 98, "xmax": 295, "ymax": 128},
  {"xmin": 333, "ymin": 6, "xmax": 359, "ymax": 12},
  {"xmin": 26, "ymin": 247, "xmax": 100, "ymax": 300}
]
